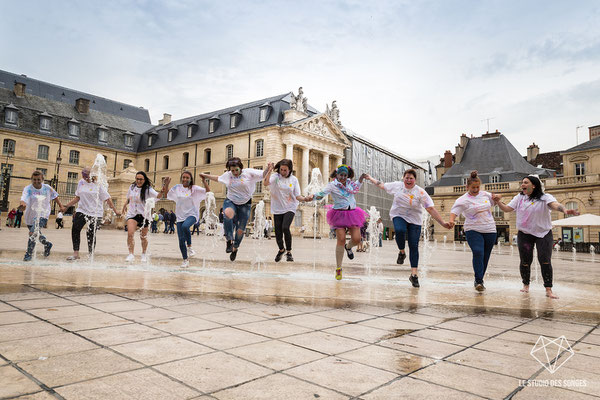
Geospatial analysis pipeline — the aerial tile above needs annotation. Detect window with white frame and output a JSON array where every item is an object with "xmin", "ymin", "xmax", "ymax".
[
  {"xmin": 68, "ymin": 121, "xmax": 80, "ymax": 137},
  {"xmin": 490, "ymin": 174, "xmax": 500, "ymax": 183},
  {"xmin": 123, "ymin": 159, "xmax": 132, "ymax": 169},
  {"xmin": 69, "ymin": 150, "xmax": 79, "ymax": 165},
  {"xmin": 67, "ymin": 172, "xmax": 78, "ymax": 195},
  {"xmin": 124, "ymin": 134, "xmax": 134, "ymax": 147},
  {"xmin": 5, "ymin": 109, "xmax": 17, "ymax": 125},
  {"xmin": 226, "ymin": 144, "xmax": 234, "ymax": 160},
  {"xmin": 461, "ymin": 177, "xmax": 467, "ymax": 185},
  {"xmin": 148, "ymin": 135, "xmax": 154, "ymax": 146},
  {"xmin": 209, "ymin": 119, "xmax": 216, "ymax": 133},
  {"xmin": 259, "ymin": 107, "xmax": 268, "ymax": 122},
  {"xmin": 168, "ymin": 130, "xmax": 174, "ymax": 142},
  {"xmin": 37, "ymin": 145, "xmax": 49, "ymax": 160},
  {"xmin": 40, "ymin": 116, "xmax": 51, "ymax": 131},
  {"xmin": 492, "ymin": 205, "xmax": 504, "ymax": 219},
  {"xmin": 187, "ymin": 125, "xmax": 193, "ymax": 138},
  {"xmin": 255, "ymin": 166, "xmax": 263, "ymax": 193},
  {"xmin": 230, "ymin": 114, "xmax": 239, "ymax": 129},
  {"xmin": 575, "ymin": 162, "xmax": 586, "ymax": 176},
  {"xmin": 2, "ymin": 139, "xmax": 15, "ymax": 155},
  {"xmin": 255, "ymin": 139, "xmax": 264, "ymax": 157},
  {"xmin": 98, "ymin": 128, "xmax": 108, "ymax": 143},
  {"xmin": 565, "ymin": 201, "xmax": 578, "ymax": 218}
]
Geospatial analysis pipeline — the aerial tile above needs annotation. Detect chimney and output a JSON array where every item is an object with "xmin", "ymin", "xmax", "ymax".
[
  {"xmin": 158, "ymin": 113, "xmax": 172, "ymax": 125},
  {"xmin": 459, "ymin": 133, "xmax": 469, "ymax": 148},
  {"xmin": 14, "ymin": 82, "xmax": 26, "ymax": 98},
  {"xmin": 527, "ymin": 143, "xmax": 539, "ymax": 162},
  {"xmin": 75, "ymin": 98, "xmax": 90, "ymax": 114},
  {"xmin": 444, "ymin": 150, "xmax": 453, "ymax": 168}
]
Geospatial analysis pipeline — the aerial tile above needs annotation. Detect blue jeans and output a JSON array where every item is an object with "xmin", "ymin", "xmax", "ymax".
[
  {"xmin": 176, "ymin": 216, "xmax": 197, "ymax": 259},
  {"xmin": 465, "ymin": 230, "xmax": 496, "ymax": 284},
  {"xmin": 393, "ymin": 217, "xmax": 421, "ymax": 268},
  {"xmin": 223, "ymin": 198, "xmax": 251, "ymax": 248},
  {"xmin": 26, "ymin": 217, "xmax": 49, "ymax": 256}
]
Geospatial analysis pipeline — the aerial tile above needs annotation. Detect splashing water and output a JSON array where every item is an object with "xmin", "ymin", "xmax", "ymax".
[
  {"xmin": 463, "ymin": 242, "xmax": 466, "ymax": 252},
  {"xmin": 141, "ymin": 197, "xmax": 156, "ymax": 264},
  {"xmin": 419, "ymin": 212, "xmax": 433, "ymax": 279},
  {"xmin": 443, "ymin": 235, "xmax": 447, "ymax": 248},
  {"xmin": 30, "ymin": 194, "xmax": 50, "ymax": 262},
  {"xmin": 572, "ymin": 246, "xmax": 576, "ymax": 262},
  {"xmin": 590, "ymin": 245, "xmax": 596, "ymax": 262},
  {"xmin": 88, "ymin": 154, "xmax": 110, "ymax": 263},
  {"xmin": 251, "ymin": 200, "xmax": 267, "ymax": 270},
  {"xmin": 305, "ymin": 168, "xmax": 326, "ymax": 274},
  {"xmin": 201, "ymin": 192, "xmax": 223, "ymax": 268},
  {"xmin": 365, "ymin": 206, "xmax": 382, "ymax": 276}
]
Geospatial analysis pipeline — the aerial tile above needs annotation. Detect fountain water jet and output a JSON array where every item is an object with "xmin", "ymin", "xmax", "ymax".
[
  {"xmin": 305, "ymin": 168, "xmax": 325, "ymax": 274},
  {"xmin": 251, "ymin": 200, "xmax": 267, "ymax": 270}
]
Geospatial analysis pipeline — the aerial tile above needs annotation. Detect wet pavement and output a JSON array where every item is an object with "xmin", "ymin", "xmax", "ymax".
[{"xmin": 0, "ymin": 228, "xmax": 599, "ymax": 399}]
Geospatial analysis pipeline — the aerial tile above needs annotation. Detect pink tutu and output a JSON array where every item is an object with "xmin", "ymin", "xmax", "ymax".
[{"xmin": 326, "ymin": 207, "xmax": 367, "ymax": 229}]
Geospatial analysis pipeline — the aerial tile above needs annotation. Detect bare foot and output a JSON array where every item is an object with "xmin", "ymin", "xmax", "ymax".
[
  {"xmin": 546, "ymin": 289, "xmax": 559, "ymax": 299},
  {"xmin": 520, "ymin": 285, "xmax": 529, "ymax": 293}
]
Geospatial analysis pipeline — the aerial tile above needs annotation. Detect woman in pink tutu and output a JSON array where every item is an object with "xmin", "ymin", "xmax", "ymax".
[{"xmin": 312, "ymin": 164, "xmax": 367, "ymax": 280}]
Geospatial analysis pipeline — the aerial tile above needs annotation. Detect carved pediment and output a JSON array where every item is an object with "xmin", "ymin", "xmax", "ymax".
[
  {"xmin": 569, "ymin": 155, "xmax": 589, "ymax": 162},
  {"xmin": 292, "ymin": 114, "xmax": 350, "ymax": 146}
]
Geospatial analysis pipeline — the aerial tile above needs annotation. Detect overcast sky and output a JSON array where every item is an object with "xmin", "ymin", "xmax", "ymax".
[{"xmin": 3, "ymin": 0, "xmax": 600, "ymax": 161}]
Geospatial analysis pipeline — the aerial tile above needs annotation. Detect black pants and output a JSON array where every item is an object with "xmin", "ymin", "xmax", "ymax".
[
  {"xmin": 517, "ymin": 230, "xmax": 554, "ymax": 287},
  {"xmin": 274, "ymin": 212, "xmax": 295, "ymax": 251},
  {"xmin": 72, "ymin": 212, "xmax": 102, "ymax": 253},
  {"xmin": 56, "ymin": 218, "xmax": 64, "ymax": 229}
]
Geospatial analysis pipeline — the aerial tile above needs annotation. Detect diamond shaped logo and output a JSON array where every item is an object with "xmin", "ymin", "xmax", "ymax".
[{"xmin": 530, "ymin": 335, "xmax": 574, "ymax": 374}]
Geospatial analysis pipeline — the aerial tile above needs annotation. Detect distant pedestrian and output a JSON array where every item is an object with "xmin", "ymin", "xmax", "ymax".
[{"xmin": 56, "ymin": 211, "xmax": 64, "ymax": 229}]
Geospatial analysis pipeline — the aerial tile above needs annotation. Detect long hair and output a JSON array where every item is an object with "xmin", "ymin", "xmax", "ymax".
[
  {"xmin": 524, "ymin": 175, "xmax": 544, "ymax": 200},
  {"xmin": 132, "ymin": 171, "xmax": 152, "ymax": 202},
  {"xmin": 330, "ymin": 165, "xmax": 355, "ymax": 179},
  {"xmin": 466, "ymin": 170, "xmax": 480, "ymax": 187},
  {"xmin": 274, "ymin": 159, "xmax": 294, "ymax": 176},
  {"xmin": 181, "ymin": 170, "xmax": 194, "ymax": 190}
]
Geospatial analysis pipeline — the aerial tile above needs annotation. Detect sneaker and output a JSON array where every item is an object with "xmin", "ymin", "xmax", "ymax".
[
  {"xmin": 286, "ymin": 252, "xmax": 294, "ymax": 262},
  {"xmin": 23, "ymin": 253, "xmax": 32, "ymax": 262},
  {"xmin": 180, "ymin": 259, "xmax": 189, "ymax": 268},
  {"xmin": 141, "ymin": 253, "xmax": 148, "ymax": 263},
  {"xmin": 66, "ymin": 255, "xmax": 80, "ymax": 261},
  {"xmin": 187, "ymin": 248, "xmax": 196, "ymax": 258},
  {"xmin": 230, "ymin": 248, "xmax": 238, "ymax": 261},
  {"xmin": 43, "ymin": 242, "xmax": 53, "ymax": 257},
  {"xmin": 275, "ymin": 250, "xmax": 285, "ymax": 262},
  {"xmin": 335, "ymin": 267, "xmax": 342, "ymax": 280},
  {"xmin": 226, "ymin": 240, "xmax": 233, "ymax": 253},
  {"xmin": 397, "ymin": 252, "xmax": 406, "ymax": 264},
  {"xmin": 125, "ymin": 254, "xmax": 135, "ymax": 262},
  {"xmin": 344, "ymin": 244, "xmax": 354, "ymax": 260},
  {"xmin": 409, "ymin": 274, "xmax": 420, "ymax": 288},
  {"xmin": 475, "ymin": 283, "xmax": 485, "ymax": 292}
]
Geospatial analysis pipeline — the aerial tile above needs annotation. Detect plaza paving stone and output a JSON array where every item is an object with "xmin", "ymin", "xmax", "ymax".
[{"xmin": 0, "ymin": 229, "xmax": 598, "ymax": 399}]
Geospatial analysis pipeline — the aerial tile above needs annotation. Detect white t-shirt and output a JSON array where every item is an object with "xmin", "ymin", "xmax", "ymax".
[
  {"xmin": 218, "ymin": 168, "xmax": 264, "ymax": 205},
  {"xmin": 75, "ymin": 179, "xmax": 111, "ymax": 217},
  {"xmin": 269, "ymin": 173, "xmax": 301, "ymax": 215},
  {"xmin": 126, "ymin": 185, "xmax": 159, "ymax": 219},
  {"xmin": 450, "ymin": 191, "xmax": 496, "ymax": 233},
  {"xmin": 167, "ymin": 184, "xmax": 207, "ymax": 223},
  {"xmin": 508, "ymin": 193, "xmax": 557, "ymax": 238},
  {"xmin": 384, "ymin": 182, "xmax": 434, "ymax": 225},
  {"xmin": 317, "ymin": 179, "xmax": 362, "ymax": 209},
  {"xmin": 57, "ymin": 212, "xmax": 63, "ymax": 219},
  {"xmin": 20, "ymin": 184, "xmax": 58, "ymax": 226}
]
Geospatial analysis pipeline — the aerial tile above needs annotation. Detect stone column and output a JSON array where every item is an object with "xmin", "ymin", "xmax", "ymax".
[
  {"xmin": 321, "ymin": 152, "xmax": 330, "ymax": 180},
  {"xmin": 333, "ymin": 155, "xmax": 343, "ymax": 170},
  {"xmin": 301, "ymin": 146, "xmax": 310, "ymax": 194},
  {"xmin": 284, "ymin": 142, "xmax": 294, "ymax": 161}
]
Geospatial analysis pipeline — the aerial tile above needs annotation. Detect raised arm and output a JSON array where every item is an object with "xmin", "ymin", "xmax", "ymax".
[
  {"xmin": 156, "ymin": 177, "xmax": 170, "ymax": 199},
  {"xmin": 263, "ymin": 162, "xmax": 273, "ymax": 178},
  {"xmin": 199, "ymin": 173, "xmax": 220, "ymax": 183},
  {"xmin": 263, "ymin": 162, "xmax": 274, "ymax": 186},
  {"xmin": 425, "ymin": 206, "xmax": 451, "ymax": 229},
  {"xmin": 549, "ymin": 201, "xmax": 579, "ymax": 216}
]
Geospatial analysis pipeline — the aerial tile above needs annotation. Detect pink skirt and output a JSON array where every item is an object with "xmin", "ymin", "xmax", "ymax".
[{"xmin": 327, "ymin": 207, "xmax": 367, "ymax": 229}]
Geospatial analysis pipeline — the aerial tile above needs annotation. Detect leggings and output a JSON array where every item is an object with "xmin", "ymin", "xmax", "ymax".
[
  {"xmin": 465, "ymin": 230, "xmax": 496, "ymax": 284},
  {"xmin": 517, "ymin": 230, "xmax": 554, "ymax": 287},
  {"xmin": 72, "ymin": 212, "xmax": 102, "ymax": 253},
  {"xmin": 392, "ymin": 216, "xmax": 422, "ymax": 268},
  {"xmin": 274, "ymin": 212, "xmax": 295, "ymax": 251},
  {"xmin": 176, "ymin": 216, "xmax": 197, "ymax": 259}
]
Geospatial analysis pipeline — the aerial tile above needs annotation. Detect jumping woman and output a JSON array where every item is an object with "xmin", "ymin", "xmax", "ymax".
[
  {"xmin": 365, "ymin": 170, "xmax": 450, "ymax": 287},
  {"xmin": 121, "ymin": 171, "xmax": 168, "ymax": 262},
  {"xmin": 164, "ymin": 171, "xmax": 210, "ymax": 268},
  {"xmin": 448, "ymin": 171, "xmax": 497, "ymax": 291},
  {"xmin": 263, "ymin": 158, "xmax": 311, "ymax": 262},
  {"xmin": 494, "ymin": 175, "xmax": 578, "ymax": 299},
  {"xmin": 200, "ymin": 157, "xmax": 270, "ymax": 261},
  {"xmin": 312, "ymin": 164, "xmax": 367, "ymax": 280}
]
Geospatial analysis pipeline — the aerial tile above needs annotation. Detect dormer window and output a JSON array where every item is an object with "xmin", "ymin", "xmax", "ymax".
[
  {"xmin": 259, "ymin": 102, "xmax": 271, "ymax": 123},
  {"xmin": 490, "ymin": 174, "xmax": 500, "ymax": 183},
  {"xmin": 187, "ymin": 122, "xmax": 197, "ymax": 138},
  {"xmin": 4, "ymin": 104, "xmax": 18, "ymax": 125},
  {"xmin": 39, "ymin": 112, "xmax": 52, "ymax": 132},
  {"xmin": 148, "ymin": 136, "xmax": 153, "ymax": 146},
  {"xmin": 168, "ymin": 127, "xmax": 177, "ymax": 142},
  {"xmin": 97, "ymin": 125, "xmax": 108, "ymax": 143},
  {"xmin": 208, "ymin": 115, "xmax": 219, "ymax": 133},
  {"xmin": 123, "ymin": 131, "xmax": 134, "ymax": 148},
  {"xmin": 68, "ymin": 118, "xmax": 80, "ymax": 137},
  {"xmin": 147, "ymin": 132, "xmax": 157, "ymax": 147},
  {"xmin": 230, "ymin": 110, "xmax": 242, "ymax": 129}
]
